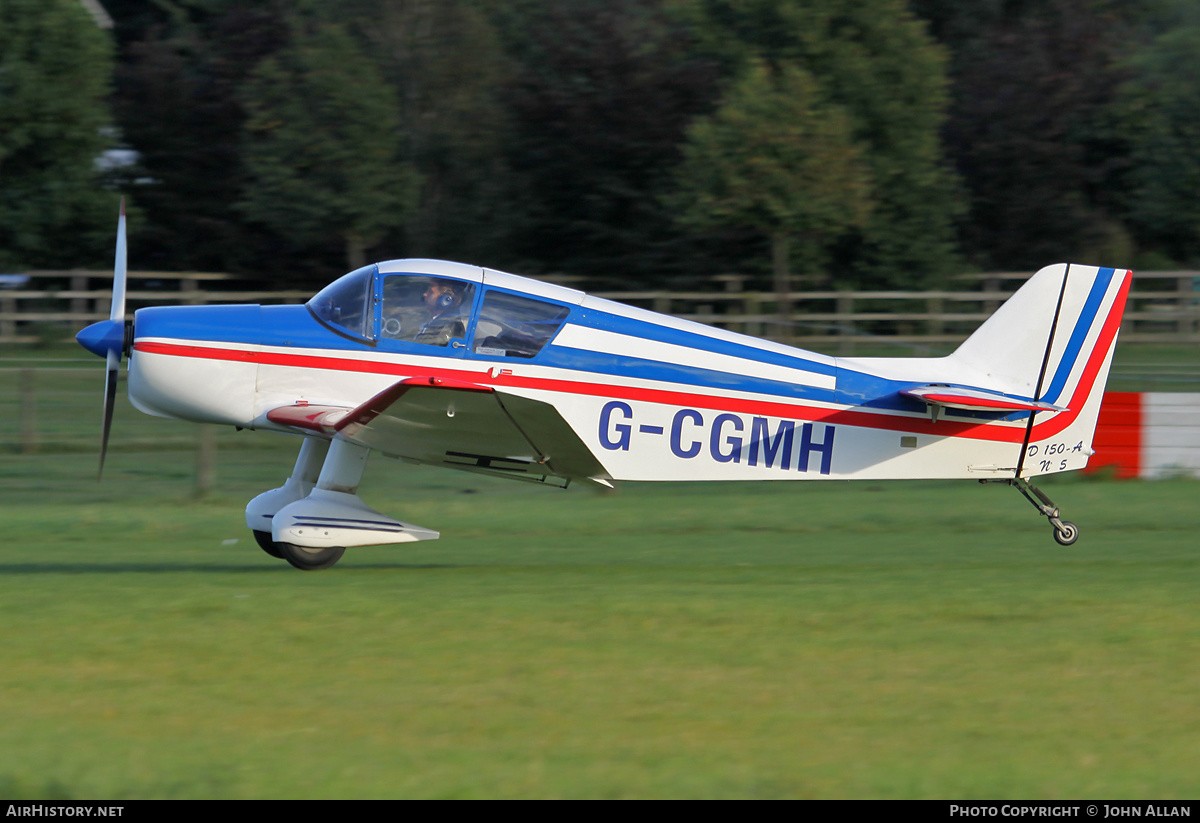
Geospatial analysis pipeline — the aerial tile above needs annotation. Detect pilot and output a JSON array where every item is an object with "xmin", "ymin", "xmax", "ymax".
[{"xmin": 413, "ymin": 279, "xmax": 467, "ymax": 346}]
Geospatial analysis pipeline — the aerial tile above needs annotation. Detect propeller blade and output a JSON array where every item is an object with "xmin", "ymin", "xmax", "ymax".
[
  {"xmin": 99, "ymin": 349, "xmax": 119, "ymax": 478},
  {"xmin": 97, "ymin": 198, "xmax": 128, "ymax": 477},
  {"xmin": 110, "ymin": 197, "xmax": 127, "ymax": 323}
]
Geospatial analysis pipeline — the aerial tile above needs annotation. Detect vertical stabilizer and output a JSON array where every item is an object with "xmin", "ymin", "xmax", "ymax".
[{"xmin": 950, "ymin": 264, "xmax": 1132, "ymax": 476}]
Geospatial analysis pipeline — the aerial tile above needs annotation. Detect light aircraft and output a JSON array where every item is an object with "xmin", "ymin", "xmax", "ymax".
[{"xmin": 77, "ymin": 201, "xmax": 1132, "ymax": 569}]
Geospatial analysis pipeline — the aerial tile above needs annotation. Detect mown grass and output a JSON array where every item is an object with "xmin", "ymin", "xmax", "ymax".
[
  {"xmin": 1, "ymin": 341, "xmax": 1198, "ymax": 798},
  {"xmin": 1, "ymin": 439, "xmax": 1198, "ymax": 798}
]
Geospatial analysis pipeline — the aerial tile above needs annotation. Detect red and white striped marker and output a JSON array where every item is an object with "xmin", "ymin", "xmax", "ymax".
[{"xmin": 1090, "ymin": 392, "xmax": 1200, "ymax": 478}]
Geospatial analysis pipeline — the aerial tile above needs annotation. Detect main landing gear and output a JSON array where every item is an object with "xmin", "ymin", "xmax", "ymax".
[
  {"xmin": 246, "ymin": 437, "xmax": 440, "ymax": 570},
  {"xmin": 984, "ymin": 478, "xmax": 1079, "ymax": 546}
]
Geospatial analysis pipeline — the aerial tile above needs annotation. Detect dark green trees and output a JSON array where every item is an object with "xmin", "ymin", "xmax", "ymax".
[
  {"xmin": 239, "ymin": 22, "xmax": 419, "ymax": 272},
  {"xmin": 673, "ymin": 0, "xmax": 962, "ymax": 287},
  {"xmin": 0, "ymin": 0, "xmax": 116, "ymax": 268},
  {"xmin": 20, "ymin": 0, "xmax": 1200, "ymax": 288},
  {"xmin": 672, "ymin": 61, "xmax": 872, "ymax": 313},
  {"xmin": 113, "ymin": 3, "xmax": 291, "ymax": 274},
  {"xmin": 1116, "ymin": 14, "xmax": 1200, "ymax": 266},
  {"xmin": 934, "ymin": 0, "xmax": 1134, "ymax": 270},
  {"xmin": 492, "ymin": 0, "xmax": 719, "ymax": 281}
]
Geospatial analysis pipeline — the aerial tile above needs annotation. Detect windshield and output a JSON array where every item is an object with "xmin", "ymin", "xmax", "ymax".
[{"xmin": 307, "ymin": 265, "xmax": 374, "ymax": 340}]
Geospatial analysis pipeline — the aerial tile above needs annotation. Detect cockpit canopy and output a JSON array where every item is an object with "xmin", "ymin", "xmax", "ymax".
[{"xmin": 306, "ymin": 262, "xmax": 572, "ymax": 359}]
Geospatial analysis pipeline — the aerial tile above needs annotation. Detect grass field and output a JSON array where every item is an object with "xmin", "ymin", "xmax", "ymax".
[
  {"xmin": 1, "ymin": 342, "xmax": 1198, "ymax": 798},
  {"xmin": 1, "ymin": 440, "xmax": 1198, "ymax": 798}
]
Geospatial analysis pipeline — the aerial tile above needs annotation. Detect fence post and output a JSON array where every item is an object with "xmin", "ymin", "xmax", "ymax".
[
  {"xmin": 20, "ymin": 368, "xmax": 37, "ymax": 454},
  {"xmin": 182, "ymin": 277, "xmax": 204, "ymax": 305},
  {"xmin": 837, "ymin": 293, "xmax": 855, "ymax": 356},
  {"xmin": 744, "ymin": 293, "xmax": 762, "ymax": 339},
  {"xmin": 195, "ymin": 424, "xmax": 216, "ymax": 497},
  {"xmin": 1, "ymin": 295, "xmax": 14, "ymax": 340},
  {"xmin": 983, "ymin": 276, "xmax": 1002, "ymax": 315},
  {"xmin": 71, "ymin": 274, "xmax": 88, "ymax": 319},
  {"xmin": 1179, "ymin": 273, "xmax": 1196, "ymax": 338},
  {"xmin": 716, "ymin": 274, "xmax": 746, "ymax": 333},
  {"xmin": 929, "ymin": 296, "xmax": 944, "ymax": 339}
]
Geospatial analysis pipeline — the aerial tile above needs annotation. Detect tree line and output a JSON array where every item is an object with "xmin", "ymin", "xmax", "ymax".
[{"xmin": 3, "ymin": 0, "xmax": 1199, "ymax": 292}]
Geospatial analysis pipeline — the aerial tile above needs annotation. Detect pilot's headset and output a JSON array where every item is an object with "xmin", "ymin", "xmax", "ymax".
[{"xmin": 434, "ymin": 280, "xmax": 459, "ymax": 310}]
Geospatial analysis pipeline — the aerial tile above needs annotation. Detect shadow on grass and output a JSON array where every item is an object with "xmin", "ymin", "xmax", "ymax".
[{"xmin": 0, "ymin": 562, "xmax": 468, "ymax": 574}]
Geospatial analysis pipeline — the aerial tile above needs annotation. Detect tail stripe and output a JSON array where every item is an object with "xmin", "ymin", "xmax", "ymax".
[
  {"xmin": 1025, "ymin": 269, "xmax": 1131, "ymax": 442},
  {"xmin": 1039, "ymin": 267, "xmax": 1117, "ymax": 406}
]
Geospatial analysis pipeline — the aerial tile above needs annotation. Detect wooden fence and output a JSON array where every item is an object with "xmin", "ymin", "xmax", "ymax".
[{"xmin": 3, "ymin": 268, "xmax": 1197, "ymax": 354}]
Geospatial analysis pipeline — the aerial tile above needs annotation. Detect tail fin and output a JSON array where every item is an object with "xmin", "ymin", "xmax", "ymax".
[{"xmin": 951, "ymin": 264, "xmax": 1132, "ymax": 476}]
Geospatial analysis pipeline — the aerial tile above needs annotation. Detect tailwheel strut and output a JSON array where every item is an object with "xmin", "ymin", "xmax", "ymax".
[{"xmin": 986, "ymin": 478, "xmax": 1079, "ymax": 546}]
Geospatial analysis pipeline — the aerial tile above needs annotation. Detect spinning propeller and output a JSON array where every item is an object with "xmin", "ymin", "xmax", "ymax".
[{"xmin": 75, "ymin": 199, "xmax": 130, "ymax": 477}]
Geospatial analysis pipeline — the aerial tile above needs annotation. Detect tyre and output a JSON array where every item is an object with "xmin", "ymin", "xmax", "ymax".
[
  {"xmin": 278, "ymin": 543, "xmax": 346, "ymax": 571},
  {"xmin": 1053, "ymin": 521, "xmax": 1079, "ymax": 546}
]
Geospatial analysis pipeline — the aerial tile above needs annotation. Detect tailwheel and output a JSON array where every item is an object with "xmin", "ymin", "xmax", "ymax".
[
  {"xmin": 1052, "ymin": 520, "xmax": 1079, "ymax": 546},
  {"xmin": 278, "ymin": 543, "xmax": 346, "ymax": 571},
  {"xmin": 988, "ymin": 478, "xmax": 1082, "ymax": 546},
  {"xmin": 252, "ymin": 529, "xmax": 285, "ymax": 559}
]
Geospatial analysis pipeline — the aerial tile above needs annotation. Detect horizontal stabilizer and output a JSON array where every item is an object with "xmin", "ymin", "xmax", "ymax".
[{"xmin": 902, "ymin": 385, "xmax": 1066, "ymax": 414}]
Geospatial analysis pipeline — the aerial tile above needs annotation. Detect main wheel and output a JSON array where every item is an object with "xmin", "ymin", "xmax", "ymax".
[
  {"xmin": 1053, "ymin": 521, "xmax": 1079, "ymax": 546},
  {"xmin": 252, "ymin": 529, "xmax": 285, "ymax": 559},
  {"xmin": 278, "ymin": 543, "xmax": 346, "ymax": 571}
]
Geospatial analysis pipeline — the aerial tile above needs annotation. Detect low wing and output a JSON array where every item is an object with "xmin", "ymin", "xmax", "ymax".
[{"xmin": 266, "ymin": 377, "xmax": 613, "ymax": 488}]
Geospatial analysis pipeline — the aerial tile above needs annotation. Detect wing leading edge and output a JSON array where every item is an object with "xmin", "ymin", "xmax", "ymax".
[{"xmin": 266, "ymin": 377, "xmax": 613, "ymax": 488}]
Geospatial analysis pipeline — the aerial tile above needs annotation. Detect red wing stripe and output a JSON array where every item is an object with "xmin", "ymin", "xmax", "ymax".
[{"xmin": 266, "ymin": 404, "xmax": 348, "ymax": 433}]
